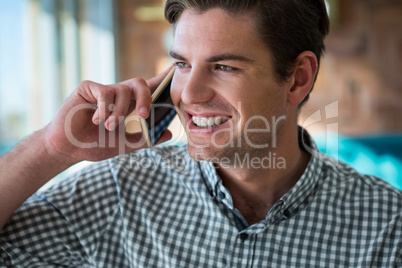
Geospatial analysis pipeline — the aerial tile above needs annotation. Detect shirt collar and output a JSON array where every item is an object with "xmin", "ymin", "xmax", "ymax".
[
  {"xmin": 198, "ymin": 127, "xmax": 324, "ymax": 218},
  {"xmin": 198, "ymin": 160, "xmax": 220, "ymax": 197},
  {"xmin": 278, "ymin": 127, "xmax": 323, "ymax": 218}
]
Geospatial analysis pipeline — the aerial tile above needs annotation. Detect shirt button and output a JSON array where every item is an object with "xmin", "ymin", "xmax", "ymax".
[
  {"xmin": 218, "ymin": 191, "xmax": 226, "ymax": 200},
  {"xmin": 240, "ymin": 233, "xmax": 248, "ymax": 240}
]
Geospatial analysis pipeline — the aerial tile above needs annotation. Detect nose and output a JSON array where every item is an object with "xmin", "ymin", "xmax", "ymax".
[{"xmin": 180, "ymin": 69, "xmax": 215, "ymax": 105}]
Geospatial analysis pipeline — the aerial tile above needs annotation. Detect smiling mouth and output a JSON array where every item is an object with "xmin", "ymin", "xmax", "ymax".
[{"xmin": 191, "ymin": 115, "xmax": 231, "ymax": 127}]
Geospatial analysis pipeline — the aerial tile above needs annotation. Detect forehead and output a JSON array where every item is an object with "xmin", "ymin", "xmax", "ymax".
[
  {"xmin": 172, "ymin": 8, "xmax": 270, "ymax": 59},
  {"xmin": 175, "ymin": 8, "xmax": 254, "ymax": 37}
]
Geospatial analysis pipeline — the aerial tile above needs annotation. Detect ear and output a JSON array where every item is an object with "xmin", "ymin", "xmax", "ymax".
[{"xmin": 287, "ymin": 51, "xmax": 318, "ymax": 106}]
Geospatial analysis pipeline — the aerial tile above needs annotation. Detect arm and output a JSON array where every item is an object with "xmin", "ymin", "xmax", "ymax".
[
  {"xmin": 0, "ymin": 67, "xmax": 173, "ymax": 230},
  {"xmin": 0, "ymin": 128, "xmax": 71, "ymax": 230}
]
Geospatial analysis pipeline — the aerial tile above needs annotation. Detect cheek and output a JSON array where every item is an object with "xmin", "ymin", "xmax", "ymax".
[
  {"xmin": 239, "ymin": 83, "xmax": 286, "ymax": 120},
  {"xmin": 170, "ymin": 78, "xmax": 182, "ymax": 107}
]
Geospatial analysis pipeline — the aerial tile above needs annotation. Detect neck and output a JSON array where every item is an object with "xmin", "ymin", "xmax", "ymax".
[{"xmin": 215, "ymin": 125, "xmax": 310, "ymax": 224}]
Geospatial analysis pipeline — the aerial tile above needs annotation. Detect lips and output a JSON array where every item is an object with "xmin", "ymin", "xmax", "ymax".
[{"xmin": 192, "ymin": 115, "xmax": 230, "ymax": 127}]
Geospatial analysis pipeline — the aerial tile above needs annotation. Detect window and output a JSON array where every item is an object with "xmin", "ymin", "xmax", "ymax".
[{"xmin": 0, "ymin": 0, "xmax": 116, "ymax": 154}]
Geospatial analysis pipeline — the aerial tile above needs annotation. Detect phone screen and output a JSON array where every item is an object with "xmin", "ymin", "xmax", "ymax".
[{"xmin": 140, "ymin": 68, "xmax": 176, "ymax": 147}]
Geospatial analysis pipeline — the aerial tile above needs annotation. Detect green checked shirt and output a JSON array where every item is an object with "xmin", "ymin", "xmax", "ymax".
[{"xmin": 1, "ymin": 129, "xmax": 401, "ymax": 267}]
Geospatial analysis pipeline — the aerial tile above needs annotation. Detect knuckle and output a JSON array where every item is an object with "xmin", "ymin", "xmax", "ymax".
[
  {"xmin": 111, "ymin": 110, "xmax": 125, "ymax": 118},
  {"xmin": 78, "ymin": 80, "xmax": 94, "ymax": 88},
  {"xmin": 124, "ymin": 77, "xmax": 152, "ymax": 97},
  {"xmin": 80, "ymin": 80, "xmax": 92, "ymax": 85},
  {"xmin": 115, "ymin": 84, "xmax": 131, "ymax": 95},
  {"xmin": 108, "ymin": 103, "xmax": 117, "ymax": 112},
  {"xmin": 100, "ymin": 87, "xmax": 115, "ymax": 100},
  {"xmin": 131, "ymin": 77, "xmax": 146, "ymax": 85}
]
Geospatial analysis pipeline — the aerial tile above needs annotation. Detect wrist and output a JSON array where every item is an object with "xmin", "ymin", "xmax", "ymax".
[{"xmin": 41, "ymin": 125, "xmax": 80, "ymax": 169}]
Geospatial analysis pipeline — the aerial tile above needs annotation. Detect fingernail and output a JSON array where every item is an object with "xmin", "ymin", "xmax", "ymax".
[
  {"xmin": 140, "ymin": 107, "xmax": 148, "ymax": 117},
  {"xmin": 94, "ymin": 119, "xmax": 100, "ymax": 125},
  {"xmin": 109, "ymin": 122, "xmax": 116, "ymax": 131}
]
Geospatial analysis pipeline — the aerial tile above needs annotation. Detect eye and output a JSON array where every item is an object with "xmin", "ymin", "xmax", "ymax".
[
  {"xmin": 217, "ymin": 65, "xmax": 235, "ymax": 71},
  {"xmin": 175, "ymin": 62, "xmax": 189, "ymax": 69}
]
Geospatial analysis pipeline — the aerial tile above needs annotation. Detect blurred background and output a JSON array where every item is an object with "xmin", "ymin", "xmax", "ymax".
[{"xmin": 0, "ymin": 0, "xmax": 401, "ymax": 189}]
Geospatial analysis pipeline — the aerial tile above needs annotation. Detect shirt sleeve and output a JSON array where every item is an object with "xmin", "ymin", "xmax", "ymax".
[{"xmin": 0, "ymin": 160, "xmax": 120, "ymax": 267}]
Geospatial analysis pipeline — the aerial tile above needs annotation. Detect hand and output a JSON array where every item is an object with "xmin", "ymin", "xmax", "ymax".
[{"xmin": 43, "ymin": 66, "xmax": 174, "ymax": 164}]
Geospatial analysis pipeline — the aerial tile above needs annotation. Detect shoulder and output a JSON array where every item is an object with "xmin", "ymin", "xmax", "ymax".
[{"xmin": 317, "ymin": 153, "xmax": 402, "ymax": 212}]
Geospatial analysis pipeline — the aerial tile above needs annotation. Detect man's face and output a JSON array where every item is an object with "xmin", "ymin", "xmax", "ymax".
[{"xmin": 170, "ymin": 8, "xmax": 291, "ymax": 163}]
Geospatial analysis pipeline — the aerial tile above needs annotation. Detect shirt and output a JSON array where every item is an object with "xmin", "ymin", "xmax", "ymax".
[{"xmin": 1, "ymin": 128, "xmax": 401, "ymax": 267}]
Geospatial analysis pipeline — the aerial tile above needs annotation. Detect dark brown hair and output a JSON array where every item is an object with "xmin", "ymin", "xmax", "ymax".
[{"xmin": 164, "ymin": 0, "xmax": 330, "ymax": 105}]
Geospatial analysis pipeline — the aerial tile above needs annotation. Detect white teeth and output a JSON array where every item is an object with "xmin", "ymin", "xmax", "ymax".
[
  {"xmin": 192, "ymin": 115, "xmax": 230, "ymax": 127},
  {"xmin": 200, "ymin": 118, "xmax": 208, "ymax": 127},
  {"xmin": 214, "ymin": 116, "xmax": 222, "ymax": 125}
]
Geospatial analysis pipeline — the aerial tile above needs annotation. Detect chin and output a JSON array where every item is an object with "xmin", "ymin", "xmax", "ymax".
[
  {"xmin": 187, "ymin": 144, "xmax": 239, "ymax": 168},
  {"xmin": 187, "ymin": 144, "xmax": 213, "ymax": 161},
  {"xmin": 187, "ymin": 143, "xmax": 223, "ymax": 163}
]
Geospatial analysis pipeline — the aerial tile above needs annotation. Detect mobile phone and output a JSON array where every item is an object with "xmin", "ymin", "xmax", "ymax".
[{"xmin": 139, "ymin": 67, "xmax": 176, "ymax": 147}]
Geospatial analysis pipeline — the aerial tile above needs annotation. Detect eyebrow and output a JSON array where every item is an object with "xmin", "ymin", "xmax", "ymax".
[
  {"xmin": 169, "ymin": 50, "xmax": 254, "ymax": 64},
  {"xmin": 169, "ymin": 50, "xmax": 187, "ymax": 61}
]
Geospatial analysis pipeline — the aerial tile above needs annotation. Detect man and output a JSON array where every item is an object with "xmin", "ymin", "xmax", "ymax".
[{"xmin": 1, "ymin": 0, "xmax": 401, "ymax": 267}]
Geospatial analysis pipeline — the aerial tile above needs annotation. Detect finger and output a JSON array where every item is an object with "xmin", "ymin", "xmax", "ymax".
[
  {"xmin": 105, "ymin": 84, "xmax": 132, "ymax": 131},
  {"xmin": 76, "ymin": 81, "xmax": 115, "ymax": 125},
  {"xmin": 119, "ymin": 77, "xmax": 152, "ymax": 119},
  {"xmin": 95, "ymin": 89, "xmax": 115, "ymax": 125}
]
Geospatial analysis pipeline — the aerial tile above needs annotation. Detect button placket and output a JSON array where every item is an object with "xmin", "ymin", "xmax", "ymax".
[
  {"xmin": 216, "ymin": 182, "xmax": 234, "ymax": 209},
  {"xmin": 240, "ymin": 233, "xmax": 248, "ymax": 240},
  {"xmin": 218, "ymin": 191, "xmax": 226, "ymax": 200},
  {"xmin": 230, "ymin": 232, "xmax": 255, "ymax": 268}
]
